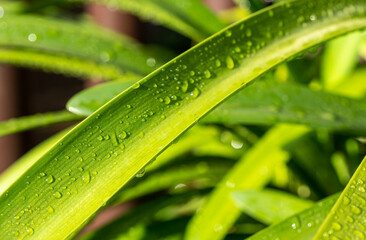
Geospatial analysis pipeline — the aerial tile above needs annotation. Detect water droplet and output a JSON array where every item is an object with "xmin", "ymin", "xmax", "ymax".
[
  {"xmin": 164, "ymin": 96, "xmax": 171, "ymax": 104},
  {"xmin": 127, "ymin": 105, "xmax": 132, "ymax": 109},
  {"xmin": 226, "ymin": 56, "xmax": 234, "ymax": 69},
  {"xmin": 234, "ymin": 46, "xmax": 241, "ymax": 53},
  {"xmin": 332, "ymin": 222, "xmax": 342, "ymax": 231},
  {"xmin": 215, "ymin": 59, "xmax": 221, "ymax": 67},
  {"xmin": 225, "ymin": 30, "xmax": 232, "ymax": 37},
  {"xmin": 136, "ymin": 168, "xmax": 145, "ymax": 178},
  {"xmin": 46, "ymin": 175, "xmax": 54, "ymax": 184},
  {"xmin": 39, "ymin": 172, "xmax": 46, "ymax": 177},
  {"xmin": 359, "ymin": 187, "xmax": 366, "ymax": 193},
  {"xmin": 82, "ymin": 172, "xmax": 90, "ymax": 184},
  {"xmin": 346, "ymin": 216, "xmax": 354, "ymax": 223},
  {"xmin": 204, "ymin": 70, "xmax": 211, "ymax": 78},
  {"xmin": 53, "ymin": 192, "xmax": 62, "ymax": 199},
  {"xmin": 146, "ymin": 58, "xmax": 156, "ymax": 67},
  {"xmin": 190, "ymin": 88, "xmax": 200, "ymax": 98},
  {"xmin": 342, "ymin": 196, "xmax": 351, "ymax": 205},
  {"xmin": 28, "ymin": 33, "xmax": 37, "ymax": 42},
  {"xmin": 309, "ymin": 14, "xmax": 317, "ymax": 21},
  {"xmin": 133, "ymin": 83, "xmax": 141, "ymax": 89},
  {"xmin": 181, "ymin": 81, "xmax": 189, "ymax": 93},
  {"xmin": 26, "ymin": 227, "xmax": 34, "ymax": 235},
  {"xmin": 351, "ymin": 205, "xmax": 362, "ymax": 215},
  {"xmin": 119, "ymin": 131, "xmax": 127, "ymax": 139},
  {"xmin": 48, "ymin": 206, "xmax": 54, "ymax": 214},
  {"xmin": 268, "ymin": 10, "xmax": 274, "ymax": 17},
  {"xmin": 190, "ymin": 70, "xmax": 195, "ymax": 76},
  {"xmin": 97, "ymin": 135, "xmax": 104, "ymax": 141},
  {"xmin": 291, "ymin": 216, "xmax": 301, "ymax": 230},
  {"xmin": 78, "ymin": 167, "xmax": 84, "ymax": 172}
]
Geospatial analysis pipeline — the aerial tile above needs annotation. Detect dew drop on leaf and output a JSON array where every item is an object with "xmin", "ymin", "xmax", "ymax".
[
  {"xmin": 164, "ymin": 96, "xmax": 171, "ymax": 104},
  {"xmin": 190, "ymin": 88, "xmax": 200, "ymax": 98},
  {"xmin": 26, "ymin": 227, "xmax": 34, "ymax": 235},
  {"xmin": 226, "ymin": 56, "xmax": 235, "ymax": 69},
  {"xmin": 331, "ymin": 222, "xmax": 342, "ymax": 231},
  {"xmin": 28, "ymin": 33, "xmax": 37, "ymax": 42},
  {"xmin": 225, "ymin": 30, "xmax": 232, "ymax": 37},
  {"xmin": 119, "ymin": 131, "xmax": 127, "ymax": 139},
  {"xmin": 204, "ymin": 70, "xmax": 211, "ymax": 79},
  {"xmin": 47, "ymin": 206, "xmax": 54, "ymax": 214},
  {"xmin": 181, "ymin": 81, "xmax": 189, "ymax": 93},
  {"xmin": 351, "ymin": 205, "xmax": 362, "ymax": 215},
  {"xmin": 342, "ymin": 196, "xmax": 350, "ymax": 205},
  {"xmin": 53, "ymin": 192, "xmax": 62, "ymax": 199},
  {"xmin": 82, "ymin": 172, "xmax": 90, "ymax": 184},
  {"xmin": 46, "ymin": 175, "xmax": 54, "ymax": 184},
  {"xmin": 136, "ymin": 168, "xmax": 145, "ymax": 178},
  {"xmin": 215, "ymin": 59, "xmax": 221, "ymax": 67}
]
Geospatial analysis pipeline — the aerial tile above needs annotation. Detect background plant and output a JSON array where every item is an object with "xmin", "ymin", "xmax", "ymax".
[{"xmin": 0, "ymin": 0, "xmax": 366, "ymax": 239}]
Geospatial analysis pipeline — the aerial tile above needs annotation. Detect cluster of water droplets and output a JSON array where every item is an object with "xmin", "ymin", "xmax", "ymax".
[{"xmin": 320, "ymin": 167, "xmax": 366, "ymax": 239}]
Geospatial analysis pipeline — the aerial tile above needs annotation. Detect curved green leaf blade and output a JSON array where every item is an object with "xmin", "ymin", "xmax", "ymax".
[
  {"xmin": 73, "ymin": 0, "xmax": 226, "ymax": 41},
  {"xmin": 68, "ymin": 78, "xmax": 366, "ymax": 135},
  {"xmin": 0, "ymin": 15, "xmax": 160, "ymax": 76},
  {"xmin": 314, "ymin": 156, "xmax": 366, "ymax": 239},
  {"xmin": 1, "ymin": 0, "xmax": 366, "ymax": 239},
  {"xmin": 247, "ymin": 194, "xmax": 340, "ymax": 240},
  {"xmin": 0, "ymin": 111, "xmax": 82, "ymax": 138},
  {"xmin": 67, "ymin": 81, "xmax": 135, "ymax": 116},
  {"xmin": 322, "ymin": 32, "xmax": 363, "ymax": 91},
  {"xmin": 82, "ymin": 191, "xmax": 206, "ymax": 240},
  {"xmin": 331, "ymin": 68, "xmax": 366, "ymax": 99},
  {"xmin": 185, "ymin": 124, "xmax": 309, "ymax": 240},
  {"xmin": 0, "ymin": 48, "xmax": 139, "ymax": 81},
  {"xmin": 232, "ymin": 189, "xmax": 314, "ymax": 225},
  {"xmin": 113, "ymin": 158, "xmax": 233, "ymax": 204}
]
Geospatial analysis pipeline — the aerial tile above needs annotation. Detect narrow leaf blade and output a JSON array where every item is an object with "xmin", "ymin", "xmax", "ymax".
[{"xmin": 1, "ymin": 1, "xmax": 366, "ymax": 239}]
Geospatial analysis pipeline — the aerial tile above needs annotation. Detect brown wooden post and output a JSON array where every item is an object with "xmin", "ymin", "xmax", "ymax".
[
  {"xmin": 0, "ymin": 65, "xmax": 20, "ymax": 173},
  {"xmin": 202, "ymin": 0, "xmax": 235, "ymax": 11}
]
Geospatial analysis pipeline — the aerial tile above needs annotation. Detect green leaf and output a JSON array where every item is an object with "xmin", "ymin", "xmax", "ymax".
[
  {"xmin": 314, "ymin": 155, "xmax": 366, "ymax": 239},
  {"xmin": 330, "ymin": 68, "xmax": 366, "ymax": 99},
  {"xmin": 232, "ymin": 189, "xmax": 314, "ymax": 225},
  {"xmin": 111, "ymin": 157, "xmax": 233, "ymax": 204},
  {"xmin": 247, "ymin": 194, "xmax": 340, "ymax": 240},
  {"xmin": 81, "ymin": 191, "xmax": 207, "ymax": 240},
  {"xmin": 72, "ymin": 0, "xmax": 226, "ymax": 41},
  {"xmin": 0, "ymin": 48, "xmax": 139, "ymax": 81},
  {"xmin": 1, "ymin": 0, "xmax": 366, "ymax": 239},
  {"xmin": 321, "ymin": 32, "xmax": 363, "ymax": 91},
  {"xmin": 67, "ymin": 81, "xmax": 135, "ymax": 116},
  {"xmin": 68, "ymin": 78, "xmax": 366, "ymax": 135},
  {"xmin": 0, "ymin": 1, "xmax": 25, "ymax": 15},
  {"xmin": 185, "ymin": 124, "xmax": 309, "ymax": 240},
  {"xmin": 0, "ymin": 15, "xmax": 160, "ymax": 76},
  {"xmin": 0, "ymin": 128, "xmax": 71, "ymax": 195},
  {"xmin": 0, "ymin": 111, "xmax": 82, "ymax": 138}
]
